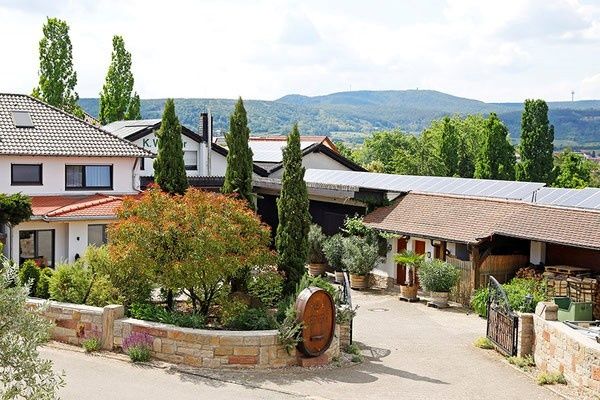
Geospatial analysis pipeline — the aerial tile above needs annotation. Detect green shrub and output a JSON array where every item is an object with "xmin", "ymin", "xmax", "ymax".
[
  {"xmin": 323, "ymin": 234, "xmax": 345, "ymax": 272},
  {"xmin": 82, "ymin": 337, "xmax": 101, "ymax": 353},
  {"xmin": 417, "ymin": 259, "xmax": 460, "ymax": 293},
  {"xmin": 219, "ymin": 297, "xmax": 249, "ymax": 327},
  {"xmin": 227, "ymin": 307, "xmax": 277, "ymax": 330},
  {"xmin": 296, "ymin": 274, "xmax": 337, "ymax": 299},
  {"xmin": 127, "ymin": 345, "xmax": 151, "ymax": 362},
  {"xmin": 277, "ymin": 305, "xmax": 303, "ymax": 354},
  {"xmin": 307, "ymin": 224, "xmax": 327, "ymax": 264},
  {"xmin": 248, "ymin": 269, "xmax": 284, "ymax": 308},
  {"xmin": 86, "ymin": 275, "xmax": 121, "ymax": 307},
  {"xmin": 470, "ymin": 288, "xmax": 489, "ymax": 317},
  {"xmin": 473, "ymin": 337, "xmax": 494, "ymax": 349},
  {"xmin": 19, "ymin": 260, "xmax": 40, "ymax": 296},
  {"xmin": 128, "ymin": 303, "xmax": 205, "ymax": 329},
  {"xmin": 537, "ymin": 372, "xmax": 567, "ymax": 385},
  {"xmin": 36, "ymin": 267, "xmax": 52, "ymax": 299},
  {"xmin": 48, "ymin": 262, "xmax": 91, "ymax": 304},
  {"xmin": 342, "ymin": 236, "xmax": 379, "ymax": 276}
]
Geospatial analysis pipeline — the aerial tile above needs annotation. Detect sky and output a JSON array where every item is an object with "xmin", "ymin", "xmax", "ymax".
[{"xmin": 1, "ymin": 0, "xmax": 600, "ymax": 102}]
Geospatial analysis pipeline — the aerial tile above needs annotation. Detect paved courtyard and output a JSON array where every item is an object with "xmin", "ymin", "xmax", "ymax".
[{"xmin": 43, "ymin": 290, "xmax": 562, "ymax": 400}]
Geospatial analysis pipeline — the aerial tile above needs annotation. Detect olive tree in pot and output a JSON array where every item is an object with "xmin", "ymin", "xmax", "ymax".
[
  {"xmin": 307, "ymin": 224, "xmax": 327, "ymax": 276},
  {"xmin": 394, "ymin": 251, "xmax": 424, "ymax": 301},
  {"xmin": 417, "ymin": 259, "xmax": 460, "ymax": 308},
  {"xmin": 342, "ymin": 236, "xmax": 379, "ymax": 290},
  {"xmin": 323, "ymin": 234, "xmax": 345, "ymax": 283}
]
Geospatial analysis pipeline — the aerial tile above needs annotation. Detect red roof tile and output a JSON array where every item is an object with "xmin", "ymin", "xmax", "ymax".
[{"xmin": 30, "ymin": 194, "xmax": 127, "ymax": 220}]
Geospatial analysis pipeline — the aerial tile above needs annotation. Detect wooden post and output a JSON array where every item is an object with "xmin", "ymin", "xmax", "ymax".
[{"xmin": 471, "ymin": 246, "xmax": 481, "ymax": 292}]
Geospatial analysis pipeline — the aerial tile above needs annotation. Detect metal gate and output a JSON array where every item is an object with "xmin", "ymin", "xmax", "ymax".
[{"xmin": 486, "ymin": 276, "xmax": 518, "ymax": 356}]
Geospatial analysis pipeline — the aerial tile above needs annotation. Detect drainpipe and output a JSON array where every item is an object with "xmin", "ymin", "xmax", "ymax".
[{"xmin": 207, "ymin": 110, "xmax": 212, "ymax": 177}]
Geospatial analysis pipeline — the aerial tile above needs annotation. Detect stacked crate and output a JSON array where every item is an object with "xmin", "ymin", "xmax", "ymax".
[{"xmin": 544, "ymin": 267, "xmax": 599, "ymax": 319}]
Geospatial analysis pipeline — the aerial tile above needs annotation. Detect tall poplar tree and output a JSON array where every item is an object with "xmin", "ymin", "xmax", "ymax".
[
  {"xmin": 439, "ymin": 117, "xmax": 460, "ymax": 176},
  {"xmin": 474, "ymin": 113, "xmax": 516, "ymax": 180},
  {"xmin": 222, "ymin": 97, "xmax": 255, "ymax": 210},
  {"xmin": 516, "ymin": 99, "xmax": 555, "ymax": 184},
  {"xmin": 126, "ymin": 92, "xmax": 141, "ymax": 120},
  {"xmin": 99, "ymin": 35, "xmax": 139, "ymax": 124},
  {"xmin": 154, "ymin": 99, "xmax": 188, "ymax": 195},
  {"xmin": 32, "ymin": 17, "xmax": 83, "ymax": 118},
  {"xmin": 276, "ymin": 124, "xmax": 311, "ymax": 293}
]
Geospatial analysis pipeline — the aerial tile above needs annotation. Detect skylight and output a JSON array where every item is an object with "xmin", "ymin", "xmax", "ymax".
[{"xmin": 12, "ymin": 111, "xmax": 34, "ymax": 128}]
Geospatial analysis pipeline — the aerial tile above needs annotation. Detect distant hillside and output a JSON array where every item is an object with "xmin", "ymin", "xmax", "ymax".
[{"xmin": 80, "ymin": 90, "xmax": 600, "ymax": 146}]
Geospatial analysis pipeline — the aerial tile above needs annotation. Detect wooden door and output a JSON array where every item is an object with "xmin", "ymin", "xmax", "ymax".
[
  {"xmin": 413, "ymin": 240, "xmax": 426, "ymax": 287},
  {"xmin": 396, "ymin": 238, "xmax": 408, "ymax": 285}
]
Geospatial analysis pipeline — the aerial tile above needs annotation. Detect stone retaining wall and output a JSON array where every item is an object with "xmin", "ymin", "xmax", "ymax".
[
  {"xmin": 532, "ymin": 302, "xmax": 600, "ymax": 391},
  {"xmin": 27, "ymin": 299, "xmax": 340, "ymax": 369}
]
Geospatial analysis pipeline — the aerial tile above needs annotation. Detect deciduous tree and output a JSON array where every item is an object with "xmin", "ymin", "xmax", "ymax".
[
  {"xmin": 474, "ymin": 113, "xmax": 516, "ymax": 180},
  {"xmin": 99, "ymin": 35, "xmax": 138, "ymax": 124},
  {"xmin": 276, "ymin": 124, "xmax": 311, "ymax": 293},
  {"xmin": 553, "ymin": 149, "xmax": 592, "ymax": 188},
  {"xmin": 222, "ymin": 97, "xmax": 255, "ymax": 210},
  {"xmin": 154, "ymin": 99, "xmax": 188, "ymax": 195},
  {"xmin": 516, "ymin": 99, "xmax": 555, "ymax": 184},
  {"xmin": 32, "ymin": 17, "xmax": 83, "ymax": 118}
]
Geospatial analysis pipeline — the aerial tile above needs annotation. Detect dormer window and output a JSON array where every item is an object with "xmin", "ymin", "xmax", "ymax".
[{"xmin": 12, "ymin": 111, "xmax": 34, "ymax": 128}]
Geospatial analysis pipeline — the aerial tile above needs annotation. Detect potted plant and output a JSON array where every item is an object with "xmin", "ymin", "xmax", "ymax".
[
  {"xmin": 307, "ymin": 224, "xmax": 327, "ymax": 276},
  {"xmin": 417, "ymin": 259, "xmax": 460, "ymax": 308},
  {"xmin": 394, "ymin": 250, "xmax": 424, "ymax": 301},
  {"xmin": 342, "ymin": 236, "xmax": 379, "ymax": 289},
  {"xmin": 323, "ymin": 234, "xmax": 346, "ymax": 283}
]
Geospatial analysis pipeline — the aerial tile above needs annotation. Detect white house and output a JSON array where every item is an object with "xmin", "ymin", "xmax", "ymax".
[{"xmin": 0, "ymin": 93, "xmax": 153, "ymax": 266}]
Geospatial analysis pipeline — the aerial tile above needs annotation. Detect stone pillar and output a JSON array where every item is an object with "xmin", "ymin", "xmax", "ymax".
[
  {"xmin": 516, "ymin": 313, "xmax": 534, "ymax": 357},
  {"xmin": 339, "ymin": 322, "xmax": 352, "ymax": 350},
  {"xmin": 535, "ymin": 302, "xmax": 558, "ymax": 321},
  {"xmin": 102, "ymin": 305, "xmax": 124, "ymax": 350}
]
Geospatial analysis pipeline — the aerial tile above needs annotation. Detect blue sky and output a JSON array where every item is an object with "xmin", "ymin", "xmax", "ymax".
[{"xmin": 1, "ymin": 0, "xmax": 600, "ymax": 102}]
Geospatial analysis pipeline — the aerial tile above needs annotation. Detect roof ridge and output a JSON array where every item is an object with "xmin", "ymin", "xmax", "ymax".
[{"xmin": 46, "ymin": 194, "xmax": 120, "ymax": 217}]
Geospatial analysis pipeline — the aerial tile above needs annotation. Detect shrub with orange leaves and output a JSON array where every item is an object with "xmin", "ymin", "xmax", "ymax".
[{"xmin": 107, "ymin": 186, "xmax": 274, "ymax": 314}]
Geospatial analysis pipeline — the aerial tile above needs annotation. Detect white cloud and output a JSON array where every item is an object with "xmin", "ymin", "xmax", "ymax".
[{"xmin": 0, "ymin": 0, "xmax": 599, "ymax": 102}]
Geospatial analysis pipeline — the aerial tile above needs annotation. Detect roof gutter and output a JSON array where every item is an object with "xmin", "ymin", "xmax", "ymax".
[{"xmin": 42, "ymin": 215, "xmax": 117, "ymax": 222}]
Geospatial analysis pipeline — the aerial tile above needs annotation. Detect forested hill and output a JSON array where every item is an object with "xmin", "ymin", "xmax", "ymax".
[{"xmin": 79, "ymin": 90, "xmax": 600, "ymax": 147}]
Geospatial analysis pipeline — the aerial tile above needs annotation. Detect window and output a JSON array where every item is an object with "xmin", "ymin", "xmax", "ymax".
[
  {"xmin": 455, "ymin": 243, "xmax": 469, "ymax": 261},
  {"xmin": 11, "ymin": 164, "xmax": 42, "ymax": 185},
  {"xmin": 19, "ymin": 230, "xmax": 54, "ymax": 267},
  {"xmin": 184, "ymin": 151, "xmax": 198, "ymax": 170},
  {"xmin": 88, "ymin": 224, "xmax": 107, "ymax": 247},
  {"xmin": 12, "ymin": 111, "xmax": 34, "ymax": 128},
  {"xmin": 66, "ymin": 165, "xmax": 112, "ymax": 190},
  {"xmin": 140, "ymin": 157, "xmax": 145, "ymax": 171}
]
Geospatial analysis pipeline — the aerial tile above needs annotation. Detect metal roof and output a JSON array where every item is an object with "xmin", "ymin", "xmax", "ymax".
[
  {"xmin": 533, "ymin": 187, "xmax": 600, "ymax": 210},
  {"xmin": 102, "ymin": 119, "xmax": 161, "ymax": 138},
  {"xmin": 303, "ymin": 169, "xmax": 546, "ymax": 201},
  {"xmin": 0, "ymin": 94, "xmax": 152, "ymax": 158}
]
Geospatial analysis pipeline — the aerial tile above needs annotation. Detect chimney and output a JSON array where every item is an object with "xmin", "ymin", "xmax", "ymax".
[{"xmin": 201, "ymin": 112, "xmax": 209, "ymax": 142}]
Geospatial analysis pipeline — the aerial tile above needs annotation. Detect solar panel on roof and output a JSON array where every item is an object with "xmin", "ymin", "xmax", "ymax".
[
  {"xmin": 303, "ymin": 169, "xmax": 545, "ymax": 201},
  {"xmin": 12, "ymin": 111, "xmax": 34, "ymax": 128}
]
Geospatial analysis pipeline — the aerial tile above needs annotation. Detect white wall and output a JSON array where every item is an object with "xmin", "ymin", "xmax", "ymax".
[
  {"xmin": 530, "ymin": 241, "xmax": 546, "ymax": 265},
  {"xmin": 269, "ymin": 151, "xmax": 353, "ymax": 179},
  {"xmin": 0, "ymin": 155, "xmax": 139, "ymax": 196},
  {"xmin": 9, "ymin": 219, "xmax": 110, "ymax": 265}
]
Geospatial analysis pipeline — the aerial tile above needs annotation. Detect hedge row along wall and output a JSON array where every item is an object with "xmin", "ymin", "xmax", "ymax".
[{"xmin": 28, "ymin": 299, "xmax": 340, "ymax": 369}]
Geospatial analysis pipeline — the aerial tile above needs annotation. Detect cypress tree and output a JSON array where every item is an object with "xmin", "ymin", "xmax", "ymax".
[
  {"xmin": 153, "ymin": 99, "xmax": 188, "ymax": 195},
  {"xmin": 32, "ymin": 17, "xmax": 83, "ymax": 118},
  {"xmin": 474, "ymin": 113, "xmax": 516, "ymax": 180},
  {"xmin": 276, "ymin": 124, "xmax": 311, "ymax": 293},
  {"xmin": 516, "ymin": 99, "xmax": 555, "ymax": 184},
  {"xmin": 99, "ymin": 35, "xmax": 138, "ymax": 124},
  {"xmin": 222, "ymin": 97, "xmax": 255, "ymax": 210}
]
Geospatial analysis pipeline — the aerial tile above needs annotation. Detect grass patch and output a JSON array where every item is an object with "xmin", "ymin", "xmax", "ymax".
[
  {"xmin": 82, "ymin": 337, "xmax": 102, "ymax": 353},
  {"xmin": 351, "ymin": 354, "xmax": 363, "ymax": 363},
  {"xmin": 508, "ymin": 355, "xmax": 535, "ymax": 370},
  {"xmin": 345, "ymin": 343, "xmax": 364, "ymax": 363},
  {"xmin": 473, "ymin": 337, "xmax": 494, "ymax": 349},
  {"xmin": 537, "ymin": 372, "xmax": 567, "ymax": 386}
]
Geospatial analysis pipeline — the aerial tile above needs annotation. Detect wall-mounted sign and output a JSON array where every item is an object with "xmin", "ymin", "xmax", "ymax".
[{"xmin": 295, "ymin": 287, "xmax": 336, "ymax": 357}]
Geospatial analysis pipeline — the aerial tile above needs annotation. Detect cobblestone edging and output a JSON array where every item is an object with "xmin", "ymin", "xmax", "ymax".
[
  {"xmin": 532, "ymin": 302, "xmax": 600, "ymax": 391},
  {"xmin": 27, "ymin": 299, "xmax": 340, "ymax": 369}
]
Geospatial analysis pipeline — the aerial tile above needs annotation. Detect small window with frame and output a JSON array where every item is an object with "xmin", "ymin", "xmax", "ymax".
[{"xmin": 11, "ymin": 164, "xmax": 43, "ymax": 185}]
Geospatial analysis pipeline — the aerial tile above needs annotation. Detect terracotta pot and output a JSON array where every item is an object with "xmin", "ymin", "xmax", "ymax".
[
  {"xmin": 308, "ymin": 263, "xmax": 326, "ymax": 276},
  {"xmin": 430, "ymin": 291, "xmax": 450, "ymax": 308},
  {"xmin": 400, "ymin": 284, "xmax": 418, "ymax": 300},
  {"xmin": 350, "ymin": 274, "xmax": 368, "ymax": 289},
  {"xmin": 334, "ymin": 271, "xmax": 345, "ymax": 284}
]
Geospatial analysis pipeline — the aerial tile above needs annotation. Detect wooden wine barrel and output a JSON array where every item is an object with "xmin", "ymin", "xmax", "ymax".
[{"xmin": 295, "ymin": 287, "xmax": 336, "ymax": 357}]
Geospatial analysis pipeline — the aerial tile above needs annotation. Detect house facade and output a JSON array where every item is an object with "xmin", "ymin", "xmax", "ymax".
[{"xmin": 0, "ymin": 94, "xmax": 153, "ymax": 266}]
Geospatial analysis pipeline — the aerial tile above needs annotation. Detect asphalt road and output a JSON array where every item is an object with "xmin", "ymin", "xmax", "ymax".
[{"xmin": 41, "ymin": 290, "xmax": 563, "ymax": 400}]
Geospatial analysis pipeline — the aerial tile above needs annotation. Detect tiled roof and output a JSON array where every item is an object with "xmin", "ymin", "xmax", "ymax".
[
  {"xmin": 30, "ymin": 194, "xmax": 128, "ymax": 220},
  {"xmin": 0, "ymin": 94, "xmax": 153, "ymax": 157},
  {"xmin": 364, "ymin": 192, "xmax": 600, "ymax": 250}
]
